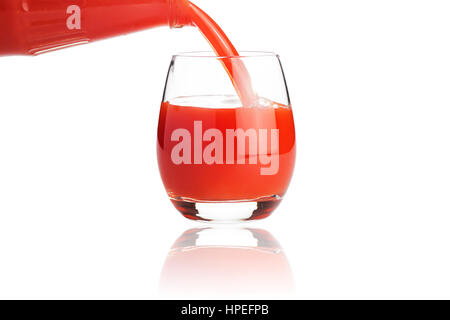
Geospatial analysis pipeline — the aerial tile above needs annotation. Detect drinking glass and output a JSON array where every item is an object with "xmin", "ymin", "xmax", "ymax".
[{"xmin": 157, "ymin": 51, "xmax": 295, "ymax": 222}]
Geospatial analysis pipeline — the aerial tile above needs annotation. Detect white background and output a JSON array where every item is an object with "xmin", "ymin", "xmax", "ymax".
[{"xmin": 1, "ymin": 0, "xmax": 450, "ymax": 299}]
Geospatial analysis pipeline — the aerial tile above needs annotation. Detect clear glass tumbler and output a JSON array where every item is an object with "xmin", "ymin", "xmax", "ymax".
[{"xmin": 157, "ymin": 52, "xmax": 295, "ymax": 222}]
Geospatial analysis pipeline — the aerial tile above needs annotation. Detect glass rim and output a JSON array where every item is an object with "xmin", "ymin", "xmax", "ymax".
[{"xmin": 172, "ymin": 51, "xmax": 280, "ymax": 59}]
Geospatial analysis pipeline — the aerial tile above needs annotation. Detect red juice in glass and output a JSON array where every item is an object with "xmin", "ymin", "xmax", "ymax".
[{"xmin": 157, "ymin": 87, "xmax": 296, "ymax": 221}]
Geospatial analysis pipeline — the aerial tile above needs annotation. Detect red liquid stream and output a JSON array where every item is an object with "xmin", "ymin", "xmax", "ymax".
[{"xmin": 187, "ymin": 2, "xmax": 257, "ymax": 106}]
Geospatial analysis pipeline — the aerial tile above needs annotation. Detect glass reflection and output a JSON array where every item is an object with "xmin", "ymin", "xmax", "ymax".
[{"xmin": 159, "ymin": 227, "xmax": 294, "ymax": 299}]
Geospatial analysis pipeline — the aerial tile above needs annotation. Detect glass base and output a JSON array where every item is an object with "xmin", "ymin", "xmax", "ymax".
[{"xmin": 170, "ymin": 195, "xmax": 282, "ymax": 222}]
